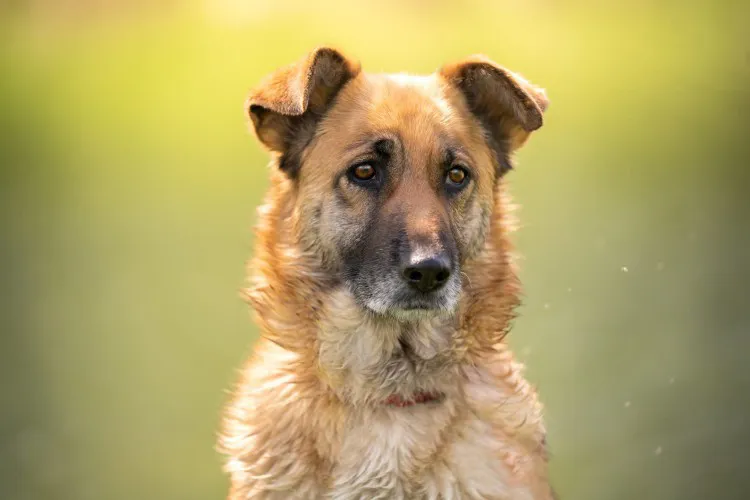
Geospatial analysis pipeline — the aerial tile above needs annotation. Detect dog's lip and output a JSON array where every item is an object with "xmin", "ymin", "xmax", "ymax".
[
  {"xmin": 366, "ymin": 301, "xmax": 444, "ymax": 316},
  {"xmin": 397, "ymin": 304, "xmax": 434, "ymax": 310},
  {"xmin": 391, "ymin": 298, "xmax": 442, "ymax": 311}
]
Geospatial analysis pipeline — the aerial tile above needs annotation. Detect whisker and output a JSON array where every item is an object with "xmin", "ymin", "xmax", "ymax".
[{"xmin": 460, "ymin": 271, "xmax": 473, "ymax": 289}]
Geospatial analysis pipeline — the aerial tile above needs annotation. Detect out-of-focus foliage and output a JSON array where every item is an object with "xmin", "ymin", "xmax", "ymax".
[{"xmin": 1, "ymin": 1, "xmax": 749, "ymax": 499}]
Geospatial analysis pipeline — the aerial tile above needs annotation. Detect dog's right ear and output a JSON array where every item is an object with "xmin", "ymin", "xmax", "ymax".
[{"xmin": 246, "ymin": 47, "xmax": 361, "ymax": 175}]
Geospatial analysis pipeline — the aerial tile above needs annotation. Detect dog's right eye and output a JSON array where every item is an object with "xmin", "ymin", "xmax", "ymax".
[{"xmin": 348, "ymin": 163, "xmax": 377, "ymax": 183}]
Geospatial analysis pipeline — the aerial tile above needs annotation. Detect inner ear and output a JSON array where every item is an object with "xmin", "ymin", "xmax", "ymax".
[
  {"xmin": 246, "ymin": 47, "xmax": 361, "ymax": 176},
  {"xmin": 440, "ymin": 56, "xmax": 548, "ymax": 175}
]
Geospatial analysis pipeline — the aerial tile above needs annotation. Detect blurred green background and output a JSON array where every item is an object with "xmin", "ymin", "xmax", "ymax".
[{"xmin": 1, "ymin": 1, "xmax": 749, "ymax": 499}]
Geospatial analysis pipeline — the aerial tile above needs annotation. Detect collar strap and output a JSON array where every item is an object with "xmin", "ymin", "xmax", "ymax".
[{"xmin": 384, "ymin": 392, "xmax": 442, "ymax": 407}]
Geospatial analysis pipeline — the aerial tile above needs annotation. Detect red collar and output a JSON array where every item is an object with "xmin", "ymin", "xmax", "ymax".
[{"xmin": 384, "ymin": 392, "xmax": 442, "ymax": 407}]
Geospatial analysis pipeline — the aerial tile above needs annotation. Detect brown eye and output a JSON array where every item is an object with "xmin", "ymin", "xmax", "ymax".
[
  {"xmin": 352, "ymin": 164, "xmax": 376, "ymax": 181},
  {"xmin": 446, "ymin": 166, "xmax": 468, "ymax": 186}
]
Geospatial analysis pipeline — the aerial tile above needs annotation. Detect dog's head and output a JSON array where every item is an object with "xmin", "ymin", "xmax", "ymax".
[{"xmin": 247, "ymin": 48, "xmax": 547, "ymax": 320}]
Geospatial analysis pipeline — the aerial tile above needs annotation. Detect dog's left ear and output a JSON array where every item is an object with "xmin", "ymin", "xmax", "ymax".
[
  {"xmin": 440, "ymin": 56, "xmax": 548, "ymax": 173},
  {"xmin": 246, "ymin": 47, "xmax": 361, "ymax": 175}
]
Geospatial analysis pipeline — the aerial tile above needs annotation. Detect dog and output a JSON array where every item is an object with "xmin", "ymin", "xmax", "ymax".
[{"xmin": 219, "ymin": 47, "xmax": 555, "ymax": 499}]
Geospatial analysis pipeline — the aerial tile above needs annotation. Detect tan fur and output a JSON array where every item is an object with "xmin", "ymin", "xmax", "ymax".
[{"xmin": 219, "ymin": 48, "xmax": 555, "ymax": 499}]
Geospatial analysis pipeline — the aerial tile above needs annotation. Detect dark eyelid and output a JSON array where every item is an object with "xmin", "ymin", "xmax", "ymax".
[
  {"xmin": 343, "ymin": 137, "xmax": 394, "ymax": 169},
  {"xmin": 444, "ymin": 147, "xmax": 473, "ymax": 170}
]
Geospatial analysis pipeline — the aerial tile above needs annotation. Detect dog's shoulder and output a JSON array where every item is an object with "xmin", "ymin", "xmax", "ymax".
[
  {"xmin": 464, "ymin": 345, "xmax": 548, "ymax": 452},
  {"xmin": 219, "ymin": 341, "xmax": 333, "ymax": 499}
]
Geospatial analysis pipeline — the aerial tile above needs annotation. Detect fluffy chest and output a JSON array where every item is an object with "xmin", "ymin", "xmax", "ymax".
[{"xmin": 327, "ymin": 399, "xmax": 544, "ymax": 500}]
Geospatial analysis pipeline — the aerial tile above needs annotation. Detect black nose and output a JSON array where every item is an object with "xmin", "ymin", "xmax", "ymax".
[{"xmin": 401, "ymin": 255, "xmax": 452, "ymax": 293}]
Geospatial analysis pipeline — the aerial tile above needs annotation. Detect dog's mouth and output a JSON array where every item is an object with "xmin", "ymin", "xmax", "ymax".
[
  {"xmin": 362, "ymin": 283, "xmax": 462, "ymax": 319},
  {"xmin": 394, "ymin": 296, "xmax": 445, "ymax": 310},
  {"xmin": 383, "ymin": 391, "xmax": 444, "ymax": 408}
]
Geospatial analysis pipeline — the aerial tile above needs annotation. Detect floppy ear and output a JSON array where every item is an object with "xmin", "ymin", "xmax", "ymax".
[
  {"xmin": 440, "ymin": 56, "xmax": 548, "ymax": 173},
  {"xmin": 246, "ymin": 47, "xmax": 361, "ymax": 175}
]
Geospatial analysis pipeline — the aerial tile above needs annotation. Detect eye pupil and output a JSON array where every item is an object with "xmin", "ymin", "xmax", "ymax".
[
  {"xmin": 447, "ymin": 167, "xmax": 466, "ymax": 185},
  {"xmin": 354, "ymin": 164, "xmax": 375, "ymax": 180}
]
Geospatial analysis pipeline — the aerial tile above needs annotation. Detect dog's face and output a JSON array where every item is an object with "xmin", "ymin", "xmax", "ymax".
[
  {"xmin": 298, "ymin": 74, "xmax": 497, "ymax": 317},
  {"xmin": 247, "ymin": 48, "xmax": 547, "ymax": 319}
]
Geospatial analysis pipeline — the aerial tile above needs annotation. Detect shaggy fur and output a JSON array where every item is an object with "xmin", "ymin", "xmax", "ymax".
[{"xmin": 219, "ymin": 47, "xmax": 555, "ymax": 499}]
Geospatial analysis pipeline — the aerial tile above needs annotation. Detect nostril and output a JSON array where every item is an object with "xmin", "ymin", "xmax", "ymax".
[{"xmin": 401, "ymin": 257, "xmax": 452, "ymax": 293}]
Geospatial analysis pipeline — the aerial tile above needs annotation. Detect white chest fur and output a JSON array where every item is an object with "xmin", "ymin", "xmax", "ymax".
[
  {"xmin": 327, "ymin": 400, "xmax": 538, "ymax": 500},
  {"xmin": 314, "ymin": 288, "xmax": 548, "ymax": 499}
]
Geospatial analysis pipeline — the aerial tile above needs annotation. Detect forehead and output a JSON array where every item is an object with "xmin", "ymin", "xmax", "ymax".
[{"xmin": 314, "ymin": 72, "xmax": 491, "ymax": 164}]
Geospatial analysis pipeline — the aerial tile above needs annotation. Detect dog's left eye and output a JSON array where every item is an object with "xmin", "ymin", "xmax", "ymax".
[
  {"xmin": 446, "ymin": 166, "xmax": 469, "ymax": 188},
  {"xmin": 348, "ymin": 163, "xmax": 377, "ymax": 183},
  {"xmin": 353, "ymin": 164, "xmax": 376, "ymax": 180}
]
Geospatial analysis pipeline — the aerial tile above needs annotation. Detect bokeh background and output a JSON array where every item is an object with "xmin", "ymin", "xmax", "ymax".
[{"xmin": 2, "ymin": 0, "xmax": 749, "ymax": 499}]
